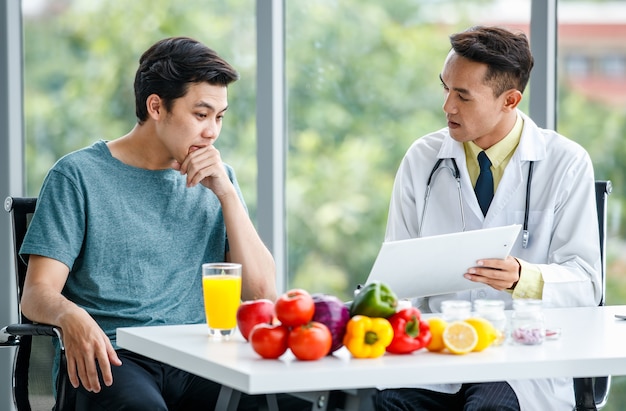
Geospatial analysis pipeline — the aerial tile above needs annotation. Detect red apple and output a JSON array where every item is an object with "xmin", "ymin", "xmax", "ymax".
[{"xmin": 236, "ymin": 299, "xmax": 275, "ymax": 341}]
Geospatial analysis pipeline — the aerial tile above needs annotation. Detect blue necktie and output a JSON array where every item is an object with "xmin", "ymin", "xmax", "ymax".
[{"xmin": 475, "ymin": 151, "xmax": 493, "ymax": 216}]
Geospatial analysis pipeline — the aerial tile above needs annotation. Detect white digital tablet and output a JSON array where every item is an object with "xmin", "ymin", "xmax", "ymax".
[{"xmin": 365, "ymin": 224, "xmax": 522, "ymax": 299}]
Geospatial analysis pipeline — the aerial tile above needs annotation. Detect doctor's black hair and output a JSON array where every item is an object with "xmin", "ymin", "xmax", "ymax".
[{"xmin": 450, "ymin": 26, "xmax": 534, "ymax": 97}]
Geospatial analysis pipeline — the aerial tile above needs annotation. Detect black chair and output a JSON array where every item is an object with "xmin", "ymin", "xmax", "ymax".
[
  {"xmin": 573, "ymin": 180, "xmax": 612, "ymax": 411},
  {"xmin": 1, "ymin": 196, "xmax": 75, "ymax": 411}
]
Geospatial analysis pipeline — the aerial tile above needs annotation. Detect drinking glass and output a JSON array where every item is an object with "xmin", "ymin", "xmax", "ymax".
[{"xmin": 201, "ymin": 262, "xmax": 242, "ymax": 339}]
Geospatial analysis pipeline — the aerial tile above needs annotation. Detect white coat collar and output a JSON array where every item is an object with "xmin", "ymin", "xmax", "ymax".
[
  {"xmin": 436, "ymin": 110, "xmax": 547, "ymax": 162},
  {"xmin": 435, "ymin": 109, "xmax": 545, "ymax": 223}
]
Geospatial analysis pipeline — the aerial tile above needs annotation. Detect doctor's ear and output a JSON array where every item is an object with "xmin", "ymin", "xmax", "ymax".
[{"xmin": 502, "ymin": 90, "xmax": 523, "ymax": 111}]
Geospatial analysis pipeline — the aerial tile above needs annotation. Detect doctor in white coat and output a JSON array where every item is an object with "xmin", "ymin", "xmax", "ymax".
[{"xmin": 375, "ymin": 26, "xmax": 601, "ymax": 411}]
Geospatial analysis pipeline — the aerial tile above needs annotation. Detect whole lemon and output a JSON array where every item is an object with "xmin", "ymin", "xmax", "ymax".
[
  {"xmin": 425, "ymin": 317, "xmax": 448, "ymax": 352},
  {"xmin": 464, "ymin": 317, "xmax": 497, "ymax": 352}
]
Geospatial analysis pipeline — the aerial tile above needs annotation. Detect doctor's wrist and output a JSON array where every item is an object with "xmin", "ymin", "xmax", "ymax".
[
  {"xmin": 509, "ymin": 259, "xmax": 544, "ymax": 299},
  {"xmin": 508, "ymin": 257, "xmax": 522, "ymax": 290}
]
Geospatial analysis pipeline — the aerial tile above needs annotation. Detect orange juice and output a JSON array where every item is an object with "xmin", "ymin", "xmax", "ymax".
[{"xmin": 202, "ymin": 275, "xmax": 242, "ymax": 329}]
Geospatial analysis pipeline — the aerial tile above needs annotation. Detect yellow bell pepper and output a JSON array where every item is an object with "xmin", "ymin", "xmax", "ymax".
[{"xmin": 343, "ymin": 315, "xmax": 393, "ymax": 358}]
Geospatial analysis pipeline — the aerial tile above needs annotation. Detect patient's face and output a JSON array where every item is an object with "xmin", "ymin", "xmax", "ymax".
[{"xmin": 157, "ymin": 82, "xmax": 229, "ymax": 165}]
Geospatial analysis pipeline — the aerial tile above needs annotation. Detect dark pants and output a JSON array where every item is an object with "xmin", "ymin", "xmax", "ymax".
[
  {"xmin": 75, "ymin": 349, "xmax": 309, "ymax": 411},
  {"xmin": 374, "ymin": 382, "xmax": 521, "ymax": 411}
]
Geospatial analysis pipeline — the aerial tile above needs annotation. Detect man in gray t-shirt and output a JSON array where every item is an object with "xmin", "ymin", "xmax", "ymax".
[{"xmin": 19, "ymin": 37, "xmax": 297, "ymax": 411}]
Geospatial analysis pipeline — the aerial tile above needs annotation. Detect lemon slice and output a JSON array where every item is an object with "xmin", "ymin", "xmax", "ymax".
[
  {"xmin": 426, "ymin": 317, "xmax": 448, "ymax": 352},
  {"xmin": 464, "ymin": 317, "xmax": 497, "ymax": 352},
  {"xmin": 443, "ymin": 321, "xmax": 478, "ymax": 355}
]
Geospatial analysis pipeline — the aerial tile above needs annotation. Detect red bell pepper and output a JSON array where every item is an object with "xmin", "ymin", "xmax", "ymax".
[{"xmin": 386, "ymin": 307, "xmax": 432, "ymax": 354}]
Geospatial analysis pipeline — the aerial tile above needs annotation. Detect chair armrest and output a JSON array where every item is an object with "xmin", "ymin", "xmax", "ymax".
[
  {"xmin": 1, "ymin": 323, "xmax": 63, "ymax": 348},
  {"xmin": 6, "ymin": 323, "xmax": 61, "ymax": 337},
  {"xmin": 0, "ymin": 326, "xmax": 19, "ymax": 346}
]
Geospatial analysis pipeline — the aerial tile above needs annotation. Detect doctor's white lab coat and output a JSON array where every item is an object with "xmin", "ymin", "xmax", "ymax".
[{"xmin": 385, "ymin": 110, "xmax": 602, "ymax": 410}]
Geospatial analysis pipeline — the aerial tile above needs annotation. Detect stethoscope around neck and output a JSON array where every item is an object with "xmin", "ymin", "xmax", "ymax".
[{"xmin": 418, "ymin": 158, "xmax": 535, "ymax": 248}]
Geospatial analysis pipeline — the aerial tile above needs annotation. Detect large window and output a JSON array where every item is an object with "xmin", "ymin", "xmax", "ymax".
[
  {"xmin": 284, "ymin": 0, "xmax": 530, "ymax": 300},
  {"xmin": 22, "ymin": 0, "xmax": 258, "ymax": 210},
  {"xmin": 557, "ymin": 2, "xmax": 626, "ymax": 407},
  {"xmin": 20, "ymin": 1, "xmax": 256, "ymax": 404}
]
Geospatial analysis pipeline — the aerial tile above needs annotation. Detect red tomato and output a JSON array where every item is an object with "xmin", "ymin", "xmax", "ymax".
[
  {"xmin": 288, "ymin": 321, "xmax": 332, "ymax": 361},
  {"xmin": 249, "ymin": 323, "xmax": 289, "ymax": 359},
  {"xmin": 275, "ymin": 289, "xmax": 315, "ymax": 327}
]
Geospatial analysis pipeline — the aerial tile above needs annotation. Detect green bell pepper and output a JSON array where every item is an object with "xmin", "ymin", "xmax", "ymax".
[{"xmin": 350, "ymin": 281, "xmax": 398, "ymax": 318}]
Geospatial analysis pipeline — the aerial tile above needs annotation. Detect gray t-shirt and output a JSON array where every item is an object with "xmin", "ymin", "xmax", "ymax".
[{"xmin": 21, "ymin": 140, "xmax": 245, "ymax": 345}]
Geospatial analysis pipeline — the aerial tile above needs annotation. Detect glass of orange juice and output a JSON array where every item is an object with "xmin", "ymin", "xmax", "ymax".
[{"xmin": 201, "ymin": 262, "xmax": 242, "ymax": 339}]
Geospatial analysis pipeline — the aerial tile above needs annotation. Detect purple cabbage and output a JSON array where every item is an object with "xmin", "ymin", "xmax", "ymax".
[{"xmin": 312, "ymin": 293, "xmax": 350, "ymax": 353}]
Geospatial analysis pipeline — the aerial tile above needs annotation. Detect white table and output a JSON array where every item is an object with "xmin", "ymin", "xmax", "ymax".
[{"xmin": 117, "ymin": 305, "xmax": 626, "ymax": 410}]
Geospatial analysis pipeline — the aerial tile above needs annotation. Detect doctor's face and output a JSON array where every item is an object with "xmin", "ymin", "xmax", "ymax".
[{"xmin": 440, "ymin": 51, "xmax": 514, "ymax": 149}]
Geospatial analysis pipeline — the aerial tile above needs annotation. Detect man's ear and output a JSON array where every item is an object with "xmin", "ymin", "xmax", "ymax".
[
  {"xmin": 146, "ymin": 94, "xmax": 162, "ymax": 120},
  {"xmin": 503, "ymin": 89, "xmax": 523, "ymax": 112}
]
